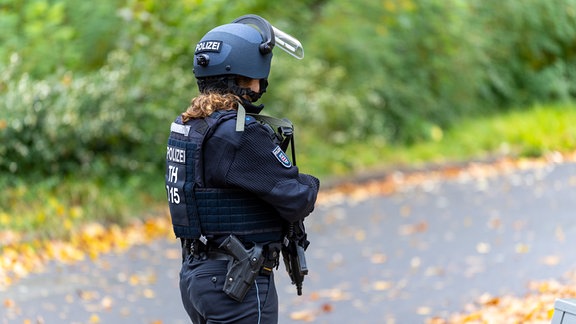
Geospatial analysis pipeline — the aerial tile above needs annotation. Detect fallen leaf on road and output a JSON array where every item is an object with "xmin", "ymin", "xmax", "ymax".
[
  {"xmin": 411, "ymin": 257, "xmax": 422, "ymax": 269},
  {"xmin": 487, "ymin": 216, "xmax": 502, "ymax": 230},
  {"xmin": 555, "ymin": 226, "xmax": 565, "ymax": 242},
  {"xmin": 309, "ymin": 291, "xmax": 320, "ymax": 301},
  {"xmin": 540, "ymin": 255, "xmax": 560, "ymax": 266},
  {"xmin": 100, "ymin": 296, "xmax": 113, "ymax": 310},
  {"xmin": 370, "ymin": 253, "xmax": 387, "ymax": 264},
  {"xmin": 143, "ymin": 288, "xmax": 156, "ymax": 298},
  {"xmin": 3, "ymin": 298, "xmax": 15, "ymax": 308},
  {"xmin": 373, "ymin": 281, "xmax": 392, "ymax": 291},
  {"xmin": 290, "ymin": 310, "xmax": 316, "ymax": 322},
  {"xmin": 89, "ymin": 314, "xmax": 100, "ymax": 323},
  {"xmin": 424, "ymin": 266, "xmax": 445, "ymax": 277},
  {"xmin": 400, "ymin": 205, "xmax": 412, "ymax": 217},
  {"xmin": 417, "ymin": 306, "xmax": 432, "ymax": 315},
  {"xmin": 78, "ymin": 289, "xmax": 99, "ymax": 301},
  {"xmin": 515, "ymin": 243, "xmax": 530, "ymax": 254},
  {"xmin": 476, "ymin": 242, "xmax": 490, "ymax": 254},
  {"xmin": 354, "ymin": 230, "xmax": 366, "ymax": 241},
  {"xmin": 321, "ymin": 303, "xmax": 333, "ymax": 313},
  {"xmin": 164, "ymin": 248, "xmax": 181, "ymax": 260},
  {"xmin": 0, "ymin": 216, "xmax": 174, "ymax": 290},
  {"xmin": 428, "ymin": 272, "xmax": 576, "ymax": 323},
  {"xmin": 399, "ymin": 221, "xmax": 429, "ymax": 235},
  {"xmin": 318, "ymin": 288, "xmax": 351, "ymax": 301}
]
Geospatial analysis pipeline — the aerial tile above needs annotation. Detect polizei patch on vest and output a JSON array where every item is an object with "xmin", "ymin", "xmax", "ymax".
[
  {"xmin": 272, "ymin": 146, "xmax": 291, "ymax": 168},
  {"xmin": 195, "ymin": 40, "xmax": 222, "ymax": 54}
]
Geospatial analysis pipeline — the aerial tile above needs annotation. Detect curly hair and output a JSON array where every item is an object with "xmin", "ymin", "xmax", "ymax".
[{"xmin": 181, "ymin": 93, "xmax": 240, "ymax": 122}]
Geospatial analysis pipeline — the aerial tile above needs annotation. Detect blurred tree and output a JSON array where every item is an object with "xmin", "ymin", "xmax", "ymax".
[
  {"xmin": 475, "ymin": 0, "xmax": 576, "ymax": 107},
  {"xmin": 0, "ymin": 0, "xmax": 123, "ymax": 76}
]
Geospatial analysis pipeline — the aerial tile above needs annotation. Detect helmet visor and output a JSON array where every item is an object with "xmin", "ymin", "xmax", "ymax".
[
  {"xmin": 272, "ymin": 26, "xmax": 304, "ymax": 59},
  {"xmin": 232, "ymin": 14, "xmax": 304, "ymax": 60}
]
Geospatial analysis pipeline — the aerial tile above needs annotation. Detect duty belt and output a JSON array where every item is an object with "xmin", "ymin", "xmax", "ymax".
[
  {"xmin": 181, "ymin": 238, "xmax": 281, "ymax": 275},
  {"xmin": 182, "ymin": 238, "xmax": 229, "ymax": 259}
]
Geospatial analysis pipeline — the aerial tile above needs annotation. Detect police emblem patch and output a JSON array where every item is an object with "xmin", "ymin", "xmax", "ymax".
[{"xmin": 272, "ymin": 146, "xmax": 291, "ymax": 168}]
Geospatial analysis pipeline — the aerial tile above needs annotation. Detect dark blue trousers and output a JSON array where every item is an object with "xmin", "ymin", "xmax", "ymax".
[{"xmin": 180, "ymin": 257, "xmax": 279, "ymax": 324}]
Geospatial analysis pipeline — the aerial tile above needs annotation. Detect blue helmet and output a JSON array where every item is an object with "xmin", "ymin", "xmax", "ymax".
[{"xmin": 193, "ymin": 15, "xmax": 275, "ymax": 80}]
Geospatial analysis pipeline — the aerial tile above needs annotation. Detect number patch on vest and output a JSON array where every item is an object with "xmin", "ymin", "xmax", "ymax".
[
  {"xmin": 166, "ymin": 144, "xmax": 187, "ymax": 223},
  {"xmin": 272, "ymin": 146, "xmax": 291, "ymax": 168}
]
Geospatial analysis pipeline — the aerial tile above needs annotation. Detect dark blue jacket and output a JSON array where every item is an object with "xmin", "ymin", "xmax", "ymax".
[{"xmin": 203, "ymin": 110, "xmax": 319, "ymax": 223}]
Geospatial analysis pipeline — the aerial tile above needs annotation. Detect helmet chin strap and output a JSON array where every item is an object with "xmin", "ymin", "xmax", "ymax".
[
  {"xmin": 196, "ymin": 76, "xmax": 267, "ymax": 114},
  {"xmin": 226, "ymin": 77, "xmax": 267, "ymax": 114}
]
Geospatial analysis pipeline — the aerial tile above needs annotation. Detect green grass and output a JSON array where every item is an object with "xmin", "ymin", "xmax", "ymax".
[
  {"xmin": 300, "ymin": 103, "xmax": 576, "ymax": 179},
  {"xmin": 2, "ymin": 102, "xmax": 576, "ymax": 240}
]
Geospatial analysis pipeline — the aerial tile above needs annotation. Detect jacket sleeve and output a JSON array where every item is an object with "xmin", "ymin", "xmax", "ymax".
[{"xmin": 223, "ymin": 121, "xmax": 320, "ymax": 223}]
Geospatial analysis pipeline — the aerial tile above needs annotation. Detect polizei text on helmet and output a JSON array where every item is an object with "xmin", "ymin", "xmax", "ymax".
[{"xmin": 195, "ymin": 41, "xmax": 223, "ymax": 53}]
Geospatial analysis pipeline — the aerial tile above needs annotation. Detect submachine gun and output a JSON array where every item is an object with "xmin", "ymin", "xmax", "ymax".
[
  {"xmin": 282, "ymin": 220, "xmax": 309, "ymax": 295},
  {"xmin": 247, "ymin": 112, "xmax": 310, "ymax": 296}
]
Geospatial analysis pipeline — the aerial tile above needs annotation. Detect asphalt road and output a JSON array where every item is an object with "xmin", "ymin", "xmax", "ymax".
[{"xmin": 3, "ymin": 162, "xmax": 576, "ymax": 324}]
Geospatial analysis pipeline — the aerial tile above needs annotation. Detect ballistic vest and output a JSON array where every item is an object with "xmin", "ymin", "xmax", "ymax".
[{"xmin": 165, "ymin": 111, "xmax": 284, "ymax": 243}]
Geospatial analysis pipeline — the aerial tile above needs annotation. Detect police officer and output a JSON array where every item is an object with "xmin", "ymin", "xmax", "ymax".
[{"xmin": 165, "ymin": 14, "xmax": 319, "ymax": 324}]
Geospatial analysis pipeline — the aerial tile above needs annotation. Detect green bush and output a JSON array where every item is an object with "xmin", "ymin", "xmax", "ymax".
[
  {"xmin": 0, "ymin": 0, "xmax": 124, "ymax": 77},
  {"xmin": 475, "ymin": 0, "xmax": 576, "ymax": 107},
  {"xmin": 0, "ymin": 50, "xmax": 195, "ymax": 178}
]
